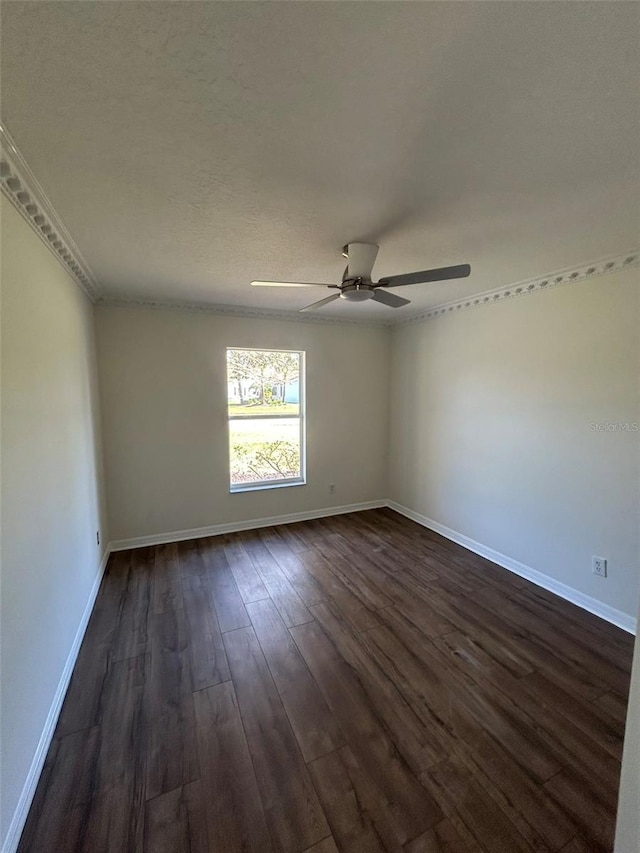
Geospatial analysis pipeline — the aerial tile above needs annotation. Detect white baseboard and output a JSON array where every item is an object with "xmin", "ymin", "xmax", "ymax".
[
  {"xmin": 1, "ymin": 545, "xmax": 112, "ymax": 853},
  {"xmin": 109, "ymin": 499, "xmax": 387, "ymax": 551},
  {"xmin": 387, "ymin": 500, "xmax": 637, "ymax": 635}
]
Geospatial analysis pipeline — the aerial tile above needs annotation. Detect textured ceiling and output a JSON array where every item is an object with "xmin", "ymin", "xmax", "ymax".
[{"xmin": 1, "ymin": 1, "xmax": 638, "ymax": 318}]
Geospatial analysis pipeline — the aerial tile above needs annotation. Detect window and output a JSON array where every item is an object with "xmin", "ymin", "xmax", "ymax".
[{"xmin": 226, "ymin": 348, "xmax": 305, "ymax": 491}]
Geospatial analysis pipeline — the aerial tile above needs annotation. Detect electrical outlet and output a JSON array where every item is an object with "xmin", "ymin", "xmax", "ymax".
[
  {"xmin": 96, "ymin": 531, "xmax": 100, "ymax": 546},
  {"xmin": 329, "ymin": 483, "xmax": 336, "ymax": 495},
  {"xmin": 592, "ymin": 556, "xmax": 607, "ymax": 577}
]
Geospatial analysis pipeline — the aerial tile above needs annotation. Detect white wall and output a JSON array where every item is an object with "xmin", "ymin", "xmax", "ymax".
[
  {"xmin": 0, "ymin": 198, "xmax": 108, "ymax": 849},
  {"xmin": 95, "ymin": 306, "xmax": 390, "ymax": 542},
  {"xmin": 389, "ymin": 267, "xmax": 639, "ymax": 621}
]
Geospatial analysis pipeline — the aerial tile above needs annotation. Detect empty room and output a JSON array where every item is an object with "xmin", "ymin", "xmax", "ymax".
[{"xmin": 1, "ymin": 2, "xmax": 639, "ymax": 852}]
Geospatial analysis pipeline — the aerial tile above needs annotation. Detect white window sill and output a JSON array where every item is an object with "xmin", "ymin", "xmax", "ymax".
[{"xmin": 230, "ymin": 479, "xmax": 306, "ymax": 494}]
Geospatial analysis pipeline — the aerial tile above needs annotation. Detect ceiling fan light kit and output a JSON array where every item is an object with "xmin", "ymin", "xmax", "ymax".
[
  {"xmin": 251, "ymin": 242, "xmax": 471, "ymax": 312},
  {"xmin": 340, "ymin": 283, "xmax": 375, "ymax": 302}
]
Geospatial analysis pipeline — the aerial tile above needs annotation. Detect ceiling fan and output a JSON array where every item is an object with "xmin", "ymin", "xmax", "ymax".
[{"xmin": 251, "ymin": 243, "xmax": 471, "ymax": 312}]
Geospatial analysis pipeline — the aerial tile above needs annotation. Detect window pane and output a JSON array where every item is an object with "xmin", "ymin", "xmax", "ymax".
[
  {"xmin": 228, "ymin": 399, "xmax": 300, "ymax": 417},
  {"xmin": 229, "ymin": 418, "xmax": 301, "ymax": 486},
  {"xmin": 227, "ymin": 350, "xmax": 300, "ymax": 417},
  {"xmin": 227, "ymin": 348, "xmax": 304, "ymax": 489}
]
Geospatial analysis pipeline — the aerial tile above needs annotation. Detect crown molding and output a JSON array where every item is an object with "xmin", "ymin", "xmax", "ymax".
[
  {"xmin": 96, "ymin": 295, "xmax": 390, "ymax": 328},
  {"xmin": 0, "ymin": 124, "xmax": 101, "ymax": 302},
  {"xmin": 396, "ymin": 250, "xmax": 639, "ymax": 326},
  {"xmin": 1, "ymin": 120, "xmax": 634, "ymax": 322},
  {"xmin": 100, "ymin": 249, "xmax": 638, "ymax": 328}
]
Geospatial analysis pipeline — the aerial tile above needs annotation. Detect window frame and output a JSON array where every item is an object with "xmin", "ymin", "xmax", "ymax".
[{"xmin": 226, "ymin": 346, "xmax": 306, "ymax": 493}]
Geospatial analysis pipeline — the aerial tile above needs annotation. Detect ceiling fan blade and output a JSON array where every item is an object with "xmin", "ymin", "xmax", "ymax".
[
  {"xmin": 378, "ymin": 263, "xmax": 471, "ymax": 288},
  {"xmin": 346, "ymin": 243, "xmax": 379, "ymax": 279},
  {"xmin": 251, "ymin": 280, "xmax": 334, "ymax": 288},
  {"xmin": 371, "ymin": 289, "xmax": 411, "ymax": 308},
  {"xmin": 299, "ymin": 293, "xmax": 341, "ymax": 313}
]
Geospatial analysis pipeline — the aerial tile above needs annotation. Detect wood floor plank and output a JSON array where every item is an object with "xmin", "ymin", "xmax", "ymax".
[
  {"xmin": 346, "ymin": 510, "xmax": 444, "ymax": 580},
  {"xmin": 56, "ymin": 548, "xmax": 141, "ymax": 737},
  {"xmin": 559, "ymin": 836, "xmax": 601, "ymax": 853},
  {"xmin": 224, "ymin": 625, "xmax": 330, "ymax": 852},
  {"xmin": 473, "ymin": 583, "xmax": 631, "ymax": 697},
  {"xmin": 307, "ymin": 529, "xmax": 395, "ymax": 610},
  {"xmin": 261, "ymin": 526, "xmax": 328, "ymax": 605},
  {"xmin": 388, "ymin": 585, "xmax": 535, "ymax": 679},
  {"xmin": 452, "ymin": 682, "xmax": 564, "ymax": 785},
  {"xmin": 181, "ymin": 569, "xmax": 230, "ymax": 690},
  {"xmin": 17, "ymin": 727, "xmax": 100, "ymax": 853},
  {"xmin": 311, "ymin": 600, "xmax": 446, "ymax": 771},
  {"xmin": 295, "ymin": 547, "xmax": 380, "ymax": 632},
  {"xmin": 435, "ymin": 575, "xmax": 612, "ymax": 705},
  {"xmin": 439, "ymin": 580, "xmax": 606, "ymax": 700},
  {"xmin": 508, "ymin": 580, "xmax": 634, "ymax": 665},
  {"xmin": 593, "ymin": 689, "xmax": 630, "ymax": 724},
  {"xmin": 222, "ymin": 533, "xmax": 270, "ymax": 603},
  {"xmin": 544, "ymin": 767, "xmax": 617, "ymax": 852},
  {"xmin": 385, "ymin": 577, "xmax": 457, "ymax": 639},
  {"xmin": 364, "ymin": 617, "xmax": 564, "ymax": 784},
  {"xmin": 450, "ymin": 702, "xmax": 576, "ymax": 850},
  {"xmin": 145, "ymin": 609, "xmax": 199, "ymax": 800},
  {"xmin": 404, "ymin": 819, "xmax": 475, "ymax": 853},
  {"xmin": 291, "ymin": 619, "xmax": 443, "ymax": 843},
  {"xmin": 518, "ymin": 668, "xmax": 625, "ymax": 758},
  {"xmin": 83, "ymin": 654, "xmax": 149, "ymax": 853},
  {"xmin": 201, "ymin": 537, "xmax": 251, "ymax": 633},
  {"xmin": 242, "ymin": 532, "xmax": 314, "ymax": 626},
  {"xmin": 308, "ymin": 746, "xmax": 401, "ymax": 852},
  {"xmin": 247, "ymin": 597, "xmax": 343, "ymax": 762},
  {"xmin": 434, "ymin": 629, "xmax": 625, "ymax": 793},
  {"xmin": 273, "ymin": 521, "xmax": 313, "ymax": 553},
  {"xmin": 432, "ymin": 629, "xmax": 529, "ymax": 694},
  {"xmin": 193, "ymin": 681, "xmax": 274, "ymax": 853},
  {"xmin": 153, "ymin": 542, "xmax": 183, "ymax": 614},
  {"xmin": 376, "ymin": 508, "xmax": 529, "ymax": 591},
  {"xmin": 366, "ymin": 508, "xmax": 449, "ymax": 561},
  {"xmin": 312, "ymin": 515, "xmax": 402, "ymax": 576},
  {"xmin": 112, "ymin": 546, "xmax": 154, "ymax": 662},
  {"xmin": 303, "ymin": 837, "xmax": 340, "ymax": 853},
  {"xmin": 358, "ymin": 622, "xmax": 456, "ymax": 744},
  {"xmin": 55, "ymin": 556, "xmax": 124, "ymax": 736},
  {"xmin": 143, "ymin": 781, "xmax": 207, "ymax": 853},
  {"xmin": 420, "ymin": 757, "xmax": 538, "ymax": 853},
  {"xmin": 176, "ymin": 538, "xmax": 208, "ymax": 578}
]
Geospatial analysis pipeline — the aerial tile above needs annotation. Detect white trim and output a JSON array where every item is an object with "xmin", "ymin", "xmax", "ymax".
[
  {"xmin": 109, "ymin": 499, "xmax": 387, "ymax": 551},
  {"xmin": 387, "ymin": 500, "xmax": 637, "ymax": 635},
  {"xmin": 397, "ymin": 250, "xmax": 639, "ymax": 325},
  {"xmin": 97, "ymin": 296, "xmax": 389, "ymax": 328},
  {"xmin": 1, "ymin": 547, "xmax": 111, "ymax": 853},
  {"xmin": 0, "ymin": 124, "xmax": 100, "ymax": 301},
  {"xmin": 230, "ymin": 478, "xmax": 306, "ymax": 494}
]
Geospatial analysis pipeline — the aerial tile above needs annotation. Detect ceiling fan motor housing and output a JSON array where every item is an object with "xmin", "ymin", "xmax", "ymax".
[
  {"xmin": 250, "ymin": 240, "xmax": 470, "ymax": 312},
  {"xmin": 340, "ymin": 281, "xmax": 375, "ymax": 301}
]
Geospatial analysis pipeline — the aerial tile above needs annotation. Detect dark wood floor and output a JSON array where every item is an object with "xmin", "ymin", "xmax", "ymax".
[{"xmin": 18, "ymin": 508, "xmax": 634, "ymax": 853}]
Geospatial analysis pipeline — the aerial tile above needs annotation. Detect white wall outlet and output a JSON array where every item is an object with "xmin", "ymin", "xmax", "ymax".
[
  {"xmin": 96, "ymin": 530, "xmax": 100, "ymax": 546},
  {"xmin": 329, "ymin": 483, "xmax": 336, "ymax": 495},
  {"xmin": 592, "ymin": 556, "xmax": 607, "ymax": 577}
]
